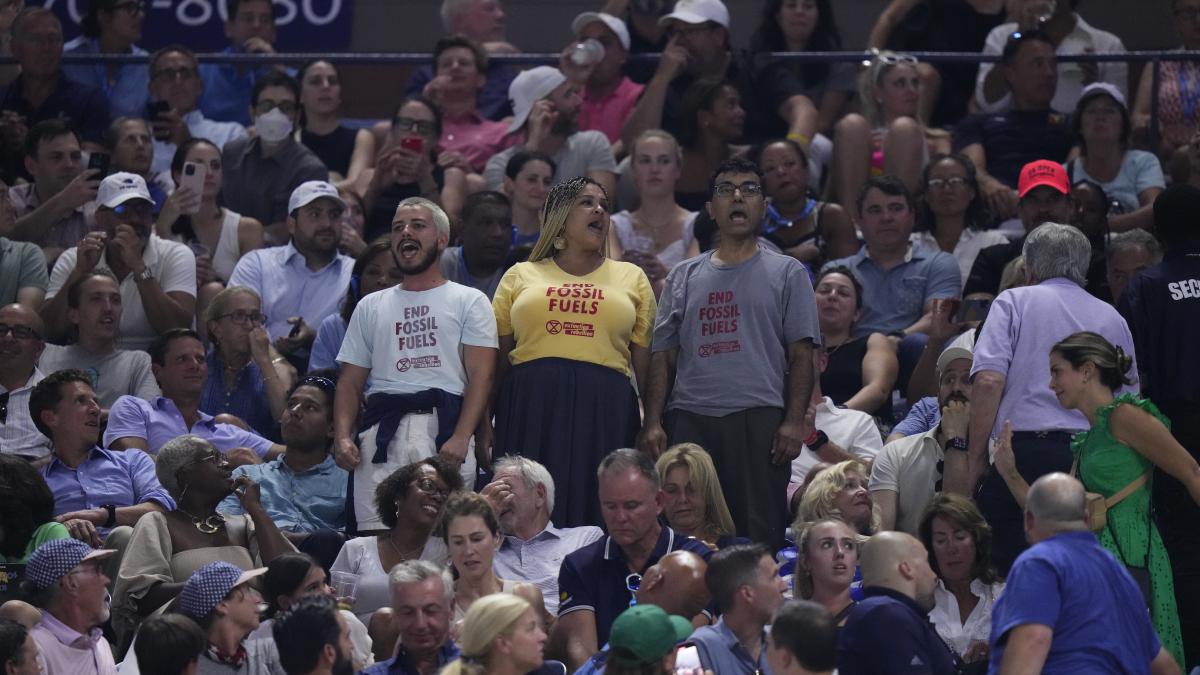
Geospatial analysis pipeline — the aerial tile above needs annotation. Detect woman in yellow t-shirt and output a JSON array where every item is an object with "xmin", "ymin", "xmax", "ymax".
[{"xmin": 491, "ymin": 177, "xmax": 657, "ymax": 527}]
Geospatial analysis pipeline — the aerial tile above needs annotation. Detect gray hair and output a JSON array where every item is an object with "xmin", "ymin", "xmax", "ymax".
[
  {"xmin": 388, "ymin": 559, "xmax": 454, "ymax": 606},
  {"xmin": 493, "ymin": 455, "xmax": 555, "ymax": 514},
  {"xmin": 1023, "ymin": 222, "xmax": 1091, "ymax": 286},
  {"xmin": 439, "ymin": 0, "xmax": 474, "ymax": 33},
  {"xmin": 394, "ymin": 197, "xmax": 451, "ymax": 238},
  {"xmin": 155, "ymin": 435, "xmax": 216, "ymax": 499},
  {"xmin": 597, "ymin": 448, "xmax": 660, "ymax": 490},
  {"xmin": 1106, "ymin": 229, "xmax": 1163, "ymax": 265},
  {"xmin": 1025, "ymin": 473, "xmax": 1089, "ymax": 533}
]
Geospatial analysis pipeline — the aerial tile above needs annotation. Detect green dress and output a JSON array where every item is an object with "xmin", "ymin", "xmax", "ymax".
[{"xmin": 1072, "ymin": 393, "xmax": 1183, "ymax": 665}]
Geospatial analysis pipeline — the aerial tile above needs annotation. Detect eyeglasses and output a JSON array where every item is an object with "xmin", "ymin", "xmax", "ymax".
[
  {"xmin": 392, "ymin": 117, "xmax": 436, "ymax": 136},
  {"xmin": 217, "ymin": 311, "xmax": 267, "ymax": 326},
  {"xmin": 413, "ymin": 477, "xmax": 450, "ymax": 500},
  {"xmin": 665, "ymin": 23, "xmax": 713, "ymax": 39},
  {"xmin": 926, "ymin": 176, "xmax": 968, "ymax": 190},
  {"xmin": 254, "ymin": 100, "xmax": 298, "ymax": 116},
  {"xmin": 713, "ymin": 182, "xmax": 763, "ymax": 199},
  {"xmin": 153, "ymin": 67, "xmax": 197, "ymax": 81},
  {"xmin": 625, "ymin": 573, "xmax": 641, "ymax": 607},
  {"xmin": 111, "ymin": 202, "xmax": 153, "ymax": 218},
  {"xmin": 0, "ymin": 323, "xmax": 40, "ymax": 340},
  {"xmin": 113, "ymin": 0, "xmax": 146, "ymax": 14}
]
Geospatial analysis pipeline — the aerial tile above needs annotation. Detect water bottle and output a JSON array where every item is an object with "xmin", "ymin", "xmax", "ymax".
[{"xmin": 569, "ymin": 39, "xmax": 605, "ymax": 67}]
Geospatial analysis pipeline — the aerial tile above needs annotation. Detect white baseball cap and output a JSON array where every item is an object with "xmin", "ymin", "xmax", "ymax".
[
  {"xmin": 507, "ymin": 66, "xmax": 568, "ymax": 134},
  {"xmin": 936, "ymin": 329, "xmax": 976, "ymax": 373},
  {"xmin": 658, "ymin": 0, "xmax": 730, "ymax": 29},
  {"xmin": 97, "ymin": 172, "xmax": 152, "ymax": 208},
  {"xmin": 572, "ymin": 12, "xmax": 631, "ymax": 51},
  {"xmin": 1078, "ymin": 82, "xmax": 1127, "ymax": 110},
  {"xmin": 288, "ymin": 180, "xmax": 346, "ymax": 214}
]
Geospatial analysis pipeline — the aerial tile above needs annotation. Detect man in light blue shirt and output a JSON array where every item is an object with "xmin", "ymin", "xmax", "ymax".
[
  {"xmin": 197, "ymin": 0, "xmax": 280, "ymax": 125},
  {"xmin": 689, "ymin": 543, "xmax": 787, "ymax": 675},
  {"xmin": 61, "ymin": 2, "xmax": 149, "ymax": 120},
  {"xmin": 146, "ymin": 45, "xmax": 247, "ymax": 175}
]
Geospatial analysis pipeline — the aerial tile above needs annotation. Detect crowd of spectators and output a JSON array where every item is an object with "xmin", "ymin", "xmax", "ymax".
[{"xmin": 1, "ymin": 0, "xmax": 1199, "ymax": 674}]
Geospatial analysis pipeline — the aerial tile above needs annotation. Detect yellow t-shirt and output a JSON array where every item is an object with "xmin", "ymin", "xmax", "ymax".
[{"xmin": 493, "ymin": 257, "xmax": 656, "ymax": 375}]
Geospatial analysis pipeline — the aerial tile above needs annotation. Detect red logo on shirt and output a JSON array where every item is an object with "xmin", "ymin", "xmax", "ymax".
[{"xmin": 546, "ymin": 320, "xmax": 562, "ymax": 334}]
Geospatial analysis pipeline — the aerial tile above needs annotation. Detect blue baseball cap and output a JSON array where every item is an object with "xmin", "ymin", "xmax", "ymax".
[
  {"xmin": 25, "ymin": 539, "xmax": 114, "ymax": 591},
  {"xmin": 178, "ymin": 561, "xmax": 267, "ymax": 619}
]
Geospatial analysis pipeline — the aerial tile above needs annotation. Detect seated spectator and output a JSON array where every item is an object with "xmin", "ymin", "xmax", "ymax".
[
  {"xmin": 359, "ymin": 560, "xmax": 460, "ymax": 674},
  {"xmin": 112, "ymin": 436, "xmax": 291, "ymax": 643},
  {"xmin": 330, "ymin": 457, "xmax": 462, "ymax": 623},
  {"xmin": 441, "ymin": 594, "xmax": 546, "ymax": 675},
  {"xmin": 42, "ymin": 172, "xmax": 196, "ymax": 350},
  {"xmin": 105, "ymin": 117, "xmax": 170, "ymax": 212},
  {"xmin": 22, "ymin": 539, "xmax": 117, "ymax": 674},
  {"xmin": 132, "ymin": 614, "xmax": 206, "ymax": 675},
  {"xmin": 0, "ymin": 303, "xmax": 50, "ymax": 460},
  {"xmin": 1065, "ymin": 83, "xmax": 1164, "ymax": 233},
  {"xmin": 1132, "ymin": 2, "xmax": 1200, "ymax": 161},
  {"xmin": 479, "ymin": 456, "xmax": 603, "ymax": 617},
  {"xmin": 176, "ymin": 562, "xmax": 284, "ymax": 673},
  {"xmin": 336, "ymin": 187, "xmax": 368, "ymax": 256},
  {"xmin": 3, "ymin": 121, "xmax": 99, "ymax": 266},
  {"xmin": 228, "ymin": 181, "xmax": 353, "ymax": 369},
  {"xmin": 253, "ymin": 553, "xmax": 373, "ymax": 671},
  {"xmin": 898, "ymin": 320, "xmax": 974, "ymax": 433},
  {"xmin": 0, "ymin": 454, "xmax": 69, "ymax": 562},
  {"xmin": 201, "ymin": 287, "xmax": 295, "ymax": 440},
  {"xmin": 297, "ymin": 60, "xmax": 374, "ymax": 187},
  {"xmin": 218, "ymin": 374, "xmax": 346, "ymax": 569},
  {"xmin": 309, "ymin": 238, "xmax": 403, "ymax": 374},
  {"xmin": 916, "ymin": 493, "xmax": 1004, "ymax": 666},
  {"xmin": 0, "ymin": 8, "xmax": 109, "ymax": 150},
  {"xmin": 104, "ymin": 328, "xmax": 283, "ymax": 458},
  {"xmin": 221, "ymin": 71, "xmax": 328, "ymax": 243},
  {"xmin": 672, "ymin": 79, "xmax": 748, "ymax": 212},
  {"xmin": 975, "ymin": 0, "xmax": 1126, "ymax": 116},
  {"xmin": 484, "ymin": 67, "xmax": 617, "ymax": 199},
  {"xmin": 955, "ymin": 31, "xmax": 1073, "ymax": 221},
  {"xmin": 765, "ymin": 600, "xmax": 838, "ymax": 675},
  {"xmin": 37, "ymin": 270, "xmax": 160, "ymax": 409},
  {"xmin": 555, "ymin": 449, "xmax": 711, "ymax": 671},
  {"xmin": 812, "ymin": 267, "xmax": 898, "ymax": 423},
  {"xmin": 793, "ymin": 519, "xmax": 859, "ymax": 629},
  {"xmin": 197, "ymin": 0, "xmax": 282, "ymax": 126},
  {"xmin": 915, "ymin": 154, "xmax": 1010, "ymax": 287},
  {"xmin": 272, "ymin": 595, "xmax": 359, "ymax": 675},
  {"xmin": 829, "ymin": 52, "xmax": 949, "ymax": 222},
  {"xmin": 798, "ymin": 460, "xmax": 877, "ymax": 536},
  {"xmin": 502, "ymin": 150, "xmax": 555, "ymax": 249},
  {"xmin": 1070, "ymin": 179, "xmax": 1120, "ymax": 302},
  {"xmin": 837, "ymin": 532, "xmax": 956, "ymax": 675},
  {"xmin": 33, "ymin": 369, "xmax": 173, "ymax": 546},
  {"xmin": 440, "ymin": 191, "xmax": 512, "ymax": 299},
  {"xmin": 566, "ymin": 11, "xmax": 644, "ymax": 149},
  {"xmin": 62, "ymin": 0, "xmax": 147, "ymax": 120},
  {"xmin": 602, "ymin": 605, "xmax": 692, "ymax": 675},
  {"xmin": 361, "ymin": 96, "xmax": 467, "ymax": 242},
  {"xmin": 609, "ymin": 130, "xmax": 699, "ymax": 295},
  {"xmin": 690, "ymin": 543, "xmax": 787, "ymax": 674},
  {"xmin": 654, "ymin": 443, "xmax": 742, "ymax": 550},
  {"xmin": 752, "ymin": 139, "xmax": 857, "ymax": 268},
  {"xmin": 145, "ymin": 45, "xmax": 247, "ymax": 176},
  {"xmin": 871, "ymin": 337, "xmax": 973, "ymax": 533},
  {"xmin": 1106, "ymin": 229, "xmax": 1162, "ymax": 306},
  {"xmin": 0, "ymin": 180, "xmax": 48, "ymax": 308},
  {"xmin": 418, "ymin": 36, "xmax": 509, "ymax": 174}
]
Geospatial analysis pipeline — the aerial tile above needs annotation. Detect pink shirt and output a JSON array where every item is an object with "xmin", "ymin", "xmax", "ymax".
[
  {"xmin": 578, "ymin": 77, "xmax": 645, "ymax": 144},
  {"xmin": 440, "ymin": 111, "xmax": 512, "ymax": 172},
  {"xmin": 31, "ymin": 612, "xmax": 117, "ymax": 675}
]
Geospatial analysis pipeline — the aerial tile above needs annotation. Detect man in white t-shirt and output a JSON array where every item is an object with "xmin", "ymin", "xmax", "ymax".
[{"xmin": 333, "ymin": 197, "xmax": 498, "ymax": 532}]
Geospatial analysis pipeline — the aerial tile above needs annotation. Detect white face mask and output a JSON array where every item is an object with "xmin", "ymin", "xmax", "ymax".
[{"xmin": 255, "ymin": 107, "xmax": 293, "ymax": 143}]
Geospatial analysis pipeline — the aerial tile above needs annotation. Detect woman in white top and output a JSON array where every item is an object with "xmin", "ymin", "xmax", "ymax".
[
  {"xmin": 914, "ymin": 154, "xmax": 1009, "ymax": 288},
  {"xmin": 917, "ymin": 492, "xmax": 1004, "ymax": 667},
  {"xmin": 608, "ymin": 130, "xmax": 699, "ymax": 296}
]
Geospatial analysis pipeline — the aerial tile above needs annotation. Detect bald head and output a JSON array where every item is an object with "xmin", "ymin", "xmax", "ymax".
[
  {"xmin": 0, "ymin": 303, "xmax": 45, "ymax": 379},
  {"xmin": 1025, "ymin": 473, "xmax": 1089, "ymax": 539},
  {"xmin": 637, "ymin": 550, "xmax": 709, "ymax": 618},
  {"xmin": 0, "ymin": 303, "xmax": 44, "ymax": 335},
  {"xmin": 860, "ymin": 532, "xmax": 923, "ymax": 585}
]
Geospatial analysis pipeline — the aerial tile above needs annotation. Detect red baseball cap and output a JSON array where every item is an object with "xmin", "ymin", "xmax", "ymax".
[{"xmin": 1017, "ymin": 160, "xmax": 1069, "ymax": 198}]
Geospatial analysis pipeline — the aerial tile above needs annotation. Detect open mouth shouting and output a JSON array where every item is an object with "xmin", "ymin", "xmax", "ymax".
[{"xmin": 397, "ymin": 239, "xmax": 421, "ymax": 261}]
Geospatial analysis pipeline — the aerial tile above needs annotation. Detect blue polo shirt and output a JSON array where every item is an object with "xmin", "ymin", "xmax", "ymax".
[
  {"xmin": 823, "ymin": 245, "xmax": 961, "ymax": 337},
  {"xmin": 360, "ymin": 641, "xmax": 459, "ymax": 675},
  {"xmin": 218, "ymin": 453, "xmax": 347, "ymax": 532},
  {"xmin": 197, "ymin": 47, "xmax": 271, "ymax": 125},
  {"xmin": 838, "ymin": 586, "xmax": 958, "ymax": 675},
  {"xmin": 988, "ymin": 531, "xmax": 1160, "ymax": 675},
  {"xmin": 558, "ymin": 526, "xmax": 712, "ymax": 647}
]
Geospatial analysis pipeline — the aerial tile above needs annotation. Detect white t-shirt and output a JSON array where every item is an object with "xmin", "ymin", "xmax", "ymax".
[
  {"xmin": 790, "ymin": 396, "xmax": 883, "ymax": 487},
  {"xmin": 337, "ymin": 281, "xmax": 498, "ymax": 396}
]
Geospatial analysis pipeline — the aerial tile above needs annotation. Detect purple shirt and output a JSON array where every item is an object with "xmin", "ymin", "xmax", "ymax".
[
  {"xmin": 972, "ymin": 278, "xmax": 1137, "ymax": 437},
  {"xmin": 40, "ymin": 446, "xmax": 174, "ymax": 536},
  {"xmin": 103, "ymin": 395, "xmax": 275, "ymax": 456},
  {"xmin": 31, "ymin": 612, "xmax": 116, "ymax": 675}
]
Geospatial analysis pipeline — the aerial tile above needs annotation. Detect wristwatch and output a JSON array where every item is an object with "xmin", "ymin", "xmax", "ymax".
[
  {"xmin": 133, "ymin": 267, "xmax": 155, "ymax": 283},
  {"xmin": 945, "ymin": 437, "xmax": 969, "ymax": 452},
  {"xmin": 101, "ymin": 504, "xmax": 117, "ymax": 528},
  {"xmin": 808, "ymin": 430, "xmax": 830, "ymax": 451}
]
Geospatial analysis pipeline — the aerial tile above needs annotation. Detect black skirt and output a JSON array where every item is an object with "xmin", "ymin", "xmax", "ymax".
[{"xmin": 494, "ymin": 357, "xmax": 639, "ymax": 527}]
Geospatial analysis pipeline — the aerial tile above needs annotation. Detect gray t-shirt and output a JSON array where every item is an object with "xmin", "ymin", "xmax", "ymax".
[
  {"xmin": 39, "ymin": 344, "xmax": 160, "ymax": 408},
  {"xmin": 484, "ymin": 130, "xmax": 618, "ymax": 190},
  {"xmin": 653, "ymin": 249, "xmax": 820, "ymax": 415},
  {"xmin": 0, "ymin": 236, "xmax": 49, "ymax": 304}
]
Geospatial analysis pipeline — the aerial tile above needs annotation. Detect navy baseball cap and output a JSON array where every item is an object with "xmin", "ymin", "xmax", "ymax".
[
  {"xmin": 25, "ymin": 539, "xmax": 114, "ymax": 591},
  {"xmin": 178, "ymin": 561, "xmax": 267, "ymax": 619}
]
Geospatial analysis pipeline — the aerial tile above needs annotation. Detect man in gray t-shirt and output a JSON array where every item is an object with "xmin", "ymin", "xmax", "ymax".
[{"xmin": 639, "ymin": 158, "xmax": 820, "ymax": 548}]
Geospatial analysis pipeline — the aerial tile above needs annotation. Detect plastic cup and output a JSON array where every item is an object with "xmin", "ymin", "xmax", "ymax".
[{"xmin": 331, "ymin": 571, "xmax": 359, "ymax": 609}]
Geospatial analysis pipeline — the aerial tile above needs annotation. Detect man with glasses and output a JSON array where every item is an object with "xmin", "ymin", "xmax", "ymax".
[
  {"xmin": 221, "ymin": 71, "xmax": 327, "ymax": 244},
  {"xmin": 62, "ymin": 0, "xmax": 149, "ymax": 120},
  {"xmin": 21, "ymin": 539, "xmax": 117, "ymax": 675},
  {"xmin": 40, "ymin": 172, "xmax": 195, "ymax": 350},
  {"xmin": 0, "ymin": 302, "xmax": 50, "ymax": 461},
  {"xmin": 638, "ymin": 158, "xmax": 819, "ymax": 549},
  {"xmin": 145, "ymin": 45, "xmax": 247, "ymax": 175},
  {"xmin": 105, "ymin": 327, "xmax": 283, "ymax": 460}
]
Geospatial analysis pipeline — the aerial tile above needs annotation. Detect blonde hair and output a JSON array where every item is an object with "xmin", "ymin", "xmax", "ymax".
[
  {"xmin": 439, "ymin": 594, "xmax": 532, "ymax": 675},
  {"xmin": 793, "ymin": 518, "xmax": 862, "ymax": 599},
  {"xmin": 395, "ymin": 197, "xmax": 451, "ymax": 238},
  {"xmin": 796, "ymin": 460, "xmax": 879, "ymax": 535},
  {"xmin": 655, "ymin": 443, "xmax": 736, "ymax": 539},
  {"xmin": 858, "ymin": 52, "xmax": 919, "ymax": 127},
  {"xmin": 527, "ymin": 176, "xmax": 610, "ymax": 262},
  {"xmin": 630, "ymin": 129, "xmax": 683, "ymax": 167},
  {"xmin": 204, "ymin": 285, "xmax": 261, "ymax": 326}
]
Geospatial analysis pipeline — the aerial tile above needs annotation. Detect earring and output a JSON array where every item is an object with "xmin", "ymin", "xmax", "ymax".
[{"xmin": 552, "ymin": 237, "xmax": 566, "ymax": 251}]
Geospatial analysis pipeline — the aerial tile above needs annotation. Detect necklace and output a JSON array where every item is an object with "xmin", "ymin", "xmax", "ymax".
[
  {"xmin": 177, "ymin": 507, "xmax": 225, "ymax": 534},
  {"xmin": 824, "ymin": 336, "xmax": 852, "ymax": 360},
  {"xmin": 385, "ymin": 533, "xmax": 426, "ymax": 561}
]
